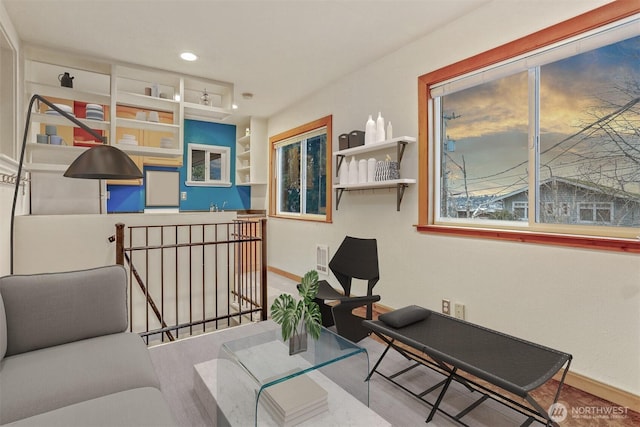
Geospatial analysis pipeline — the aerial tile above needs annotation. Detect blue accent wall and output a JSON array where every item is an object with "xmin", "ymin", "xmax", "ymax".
[{"xmin": 107, "ymin": 120, "xmax": 250, "ymax": 213}]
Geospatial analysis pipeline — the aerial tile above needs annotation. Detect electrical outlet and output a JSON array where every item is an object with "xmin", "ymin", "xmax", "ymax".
[
  {"xmin": 454, "ymin": 303, "xmax": 465, "ymax": 320},
  {"xmin": 442, "ymin": 299, "xmax": 451, "ymax": 315},
  {"xmin": 180, "ymin": 191, "xmax": 187, "ymax": 200}
]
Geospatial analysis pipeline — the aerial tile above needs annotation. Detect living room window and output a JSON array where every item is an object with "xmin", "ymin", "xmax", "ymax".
[
  {"xmin": 418, "ymin": 3, "xmax": 640, "ymax": 252},
  {"xmin": 270, "ymin": 116, "xmax": 332, "ymax": 222}
]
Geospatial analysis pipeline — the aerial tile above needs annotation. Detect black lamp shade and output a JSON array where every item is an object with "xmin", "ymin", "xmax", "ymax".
[{"xmin": 64, "ymin": 145, "xmax": 143, "ymax": 179}]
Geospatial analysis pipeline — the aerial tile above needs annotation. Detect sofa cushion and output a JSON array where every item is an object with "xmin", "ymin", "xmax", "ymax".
[
  {"xmin": 0, "ymin": 265, "xmax": 128, "ymax": 357},
  {"xmin": 0, "ymin": 332, "xmax": 160, "ymax": 424},
  {"xmin": 0, "ymin": 290, "xmax": 6, "ymax": 360},
  {"xmin": 4, "ymin": 387, "xmax": 175, "ymax": 427}
]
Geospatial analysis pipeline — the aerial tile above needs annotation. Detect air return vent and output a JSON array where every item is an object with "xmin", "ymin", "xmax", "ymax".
[{"xmin": 316, "ymin": 244, "xmax": 329, "ymax": 275}]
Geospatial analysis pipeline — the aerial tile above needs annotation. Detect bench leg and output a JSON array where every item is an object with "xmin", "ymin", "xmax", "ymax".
[
  {"xmin": 366, "ymin": 339, "xmax": 394, "ymax": 381},
  {"xmin": 426, "ymin": 366, "xmax": 457, "ymax": 423}
]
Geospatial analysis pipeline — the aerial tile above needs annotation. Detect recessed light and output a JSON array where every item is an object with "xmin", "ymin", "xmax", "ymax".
[
  {"xmin": 180, "ymin": 52, "xmax": 198, "ymax": 61},
  {"xmin": 232, "ymin": 104, "xmax": 239, "ymax": 110}
]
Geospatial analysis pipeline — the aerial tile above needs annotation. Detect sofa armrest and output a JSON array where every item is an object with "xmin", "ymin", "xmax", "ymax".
[{"xmin": 0, "ymin": 265, "xmax": 128, "ymax": 357}]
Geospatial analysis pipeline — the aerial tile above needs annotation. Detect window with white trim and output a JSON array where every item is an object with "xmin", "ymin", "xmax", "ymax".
[
  {"xmin": 578, "ymin": 202, "xmax": 613, "ymax": 224},
  {"xmin": 186, "ymin": 143, "xmax": 231, "ymax": 187},
  {"xmin": 431, "ymin": 17, "xmax": 640, "ymax": 237}
]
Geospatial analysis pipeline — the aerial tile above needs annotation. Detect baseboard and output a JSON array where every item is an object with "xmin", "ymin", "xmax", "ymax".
[
  {"xmin": 267, "ymin": 266, "xmax": 639, "ymax": 413},
  {"xmin": 559, "ymin": 371, "xmax": 639, "ymax": 413},
  {"xmin": 267, "ymin": 266, "xmax": 301, "ymax": 283}
]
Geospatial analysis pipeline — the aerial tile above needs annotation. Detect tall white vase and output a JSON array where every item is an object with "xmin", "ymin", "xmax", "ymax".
[
  {"xmin": 365, "ymin": 115, "xmax": 376, "ymax": 145},
  {"xmin": 376, "ymin": 112, "xmax": 385, "ymax": 143},
  {"xmin": 386, "ymin": 121, "xmax": 393, "ymax": 140}
]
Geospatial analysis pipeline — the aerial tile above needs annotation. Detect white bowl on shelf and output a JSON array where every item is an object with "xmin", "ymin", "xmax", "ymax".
[{"xmin": 85, "ymin": 103, "xmax": 103, "ymax": 111}]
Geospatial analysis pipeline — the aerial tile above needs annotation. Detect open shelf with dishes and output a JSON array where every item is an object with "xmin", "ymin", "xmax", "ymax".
[{"xmin": 23, "ymin": 49, "xmax": 235, "ymax": 173}]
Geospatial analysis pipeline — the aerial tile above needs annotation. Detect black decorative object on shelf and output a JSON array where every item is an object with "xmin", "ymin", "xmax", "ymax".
[{"xmin": 58, "ymin": 72, "xmax": 74, "ymax": 88}]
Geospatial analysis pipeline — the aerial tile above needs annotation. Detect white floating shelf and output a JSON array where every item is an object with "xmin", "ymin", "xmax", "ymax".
[
  {"xmin": 334, "ymin": 136, "xmax": 416, "ymax": 157},
  {"xmin": 26, "ymin": 81, "xmax": 111, "ymax": 105},
  {"xmin": 116, "ymin": 117, "xmax": 179, "ymax": 132},
  {"xmin": 31, "ymin": 112, "xmax": 111, "ymax": 131},
  {"xmin": 333, "ymin": 178, "xmax": 416, "ymax": 190}
]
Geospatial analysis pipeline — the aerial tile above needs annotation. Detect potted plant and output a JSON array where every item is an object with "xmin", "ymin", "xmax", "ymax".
[{"xmin": 271, "ymin": 270, "xmax": 322, "ymax": 355}]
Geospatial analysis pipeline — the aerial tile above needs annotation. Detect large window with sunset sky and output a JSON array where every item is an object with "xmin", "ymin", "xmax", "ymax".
[{"xmin": 431, "ymin": 17, "xmax": 640, "ymax": 238}]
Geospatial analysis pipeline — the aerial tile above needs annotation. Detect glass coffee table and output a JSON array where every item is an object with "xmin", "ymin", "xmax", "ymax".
[{"xmin": 194, "ymin": 322, "xmax": 390, "ymax": 426}]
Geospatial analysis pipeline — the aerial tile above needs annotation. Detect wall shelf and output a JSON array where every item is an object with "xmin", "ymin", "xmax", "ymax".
[
  {"xmin": 333, "ymin": 179, "xmax": 415, "ymax": 211},
  {"xmin": 334, "ymin": 136, "xmax": 416, "ymax": 211},
  {"xmin": 183, "ymin": 102, "xmax": 232, "ymax": 122}
]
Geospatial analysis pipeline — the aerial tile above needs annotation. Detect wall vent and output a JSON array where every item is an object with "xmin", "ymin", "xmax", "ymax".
[{"xmin": 316, "ymin": 244, "xmax": 329, "ymax": 275}]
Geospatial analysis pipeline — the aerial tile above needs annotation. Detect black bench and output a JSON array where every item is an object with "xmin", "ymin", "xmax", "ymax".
[{"xmin": 363, "ymin": 306, "xmax": 572, "ymax": 426}]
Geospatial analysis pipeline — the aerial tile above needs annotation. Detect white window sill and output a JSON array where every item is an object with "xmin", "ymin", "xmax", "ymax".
[{"xmin": 185, "ymin": 180, "xmax": 232, "ymax": 187}]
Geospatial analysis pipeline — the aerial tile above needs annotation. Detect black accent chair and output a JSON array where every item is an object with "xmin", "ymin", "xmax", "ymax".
[{"xmin": 315, "ymin": 236, "xmax": 381, "ymax": 342}]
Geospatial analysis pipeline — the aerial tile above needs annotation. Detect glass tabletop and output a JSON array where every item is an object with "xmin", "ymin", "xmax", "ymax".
[
  {"xmin": 213, "ymin": 323, "xmax": 375, "ymax": 426},
  {"xmin": 221, "ymin": 325, "xmax": 368, "ymax": 388}
]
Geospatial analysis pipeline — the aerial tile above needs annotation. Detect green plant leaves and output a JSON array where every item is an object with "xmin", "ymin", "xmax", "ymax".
[
  {"xmin": 270, "ymin": 270, "xmax": 322, "ymax": 342},
  {"xmin": 298, "ymin": 270, "xmax": 319, "ymax": 301},
  {"xmin": 270, "ymin": 293, "xmax": 299, "ymax": 341},
  {"xmin": 303, "ymin": 300, "xmax": 322, "ymax": 340}
]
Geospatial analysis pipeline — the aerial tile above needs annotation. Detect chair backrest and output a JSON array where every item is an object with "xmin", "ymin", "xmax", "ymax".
[{"xmin": 329, "ymin": 236, "xmax": 379, "ymax": 296}]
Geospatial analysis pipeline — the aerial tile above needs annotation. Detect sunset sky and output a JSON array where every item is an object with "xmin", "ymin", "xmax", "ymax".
[{"xmin": 441, "ymin": 35, "xmax": 640, "ymax": 198}]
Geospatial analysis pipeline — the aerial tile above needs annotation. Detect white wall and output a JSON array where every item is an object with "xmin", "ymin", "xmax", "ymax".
[
  {"xmin": 267, "ymin": 0, "xmax": 640, "ymax": 395},
  {"xmin": 13, "ymin": 211, "xmax": 237, "ymax": 274}
]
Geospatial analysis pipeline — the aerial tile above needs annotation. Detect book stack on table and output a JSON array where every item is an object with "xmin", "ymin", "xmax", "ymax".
[{"xmin": 261, "ymin": 374, "xmax": 328, "ymax": 426}]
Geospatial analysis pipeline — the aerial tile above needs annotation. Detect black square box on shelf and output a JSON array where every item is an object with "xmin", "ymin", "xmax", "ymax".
[
  {"xmin": 339, "ymin": 134, "xmax": 350, "ymax": 150},
  {"xmin": 349, "ymin": 130, "xmax": 365, "ymax": 148}
]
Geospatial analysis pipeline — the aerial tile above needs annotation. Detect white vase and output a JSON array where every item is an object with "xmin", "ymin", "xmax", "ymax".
[
  {"xmin": 376, "ymin": 112, "xmax": 385, "ymax": 143},
  {"xmin": 339, "ymin": 160, "xmax": 349, "ymax": 184},
  {"xmin": 367, "ymin": 158, "xmax": 376, "ymax": 182},
  {"xmin": 386, "ymin": 121, "xmax": 393, "ymax": 140},
  {"xmin": 365, "ymin": 115, "xmax": 376, "ymax": 145},
  {"xmin": 348, "ymin": 156, "xmax": 358, "ymax": 184},
  {"xmin": 358, "ymin": 159, "xmax": 367, "ymax": 183}
]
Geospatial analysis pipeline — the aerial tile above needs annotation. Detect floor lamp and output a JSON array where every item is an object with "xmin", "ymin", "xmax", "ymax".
[{"xmin": 10, "ymin": 94, "xmax": 143, "ymax": 274}]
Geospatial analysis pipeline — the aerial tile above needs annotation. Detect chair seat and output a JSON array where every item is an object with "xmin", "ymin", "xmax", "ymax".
[{"xmin": 315, "ymin": 280, "xmax": 345, "ymax": 300}]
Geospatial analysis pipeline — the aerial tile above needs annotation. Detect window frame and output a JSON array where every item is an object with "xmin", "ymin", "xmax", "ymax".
[
  {"xmin": 417, "ymin": 2, "xmax": 640, "ymax": 253},
  {"xmin": 185, "ymin": 143, "xmax": 231, "ymax": 187},
  {"xmin": 269, "ymin": 115, "xmax": 332, "ymax": 222}
]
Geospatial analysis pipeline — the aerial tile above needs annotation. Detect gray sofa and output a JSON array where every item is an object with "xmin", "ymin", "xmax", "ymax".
[{"xmin": 0, "ymin": 265, "xmax": 175, "ymax": 426}]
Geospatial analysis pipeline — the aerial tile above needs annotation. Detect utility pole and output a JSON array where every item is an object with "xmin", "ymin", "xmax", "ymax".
[{"xmin": 442, "ymin": 112, "xmax": 461, "ymax": 217}]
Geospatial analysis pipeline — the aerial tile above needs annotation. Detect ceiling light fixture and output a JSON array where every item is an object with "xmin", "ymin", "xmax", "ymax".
[
  {"xmin": 242, "ymin": 92, "xmax": 254, "ymax": 100},
  {"xmin": 180, "ymin": 52, "xmax": 198, "ymax": 61},
  {"xmin": 232, "ymin": 104, "xmax": 238, "ymax": 110}
]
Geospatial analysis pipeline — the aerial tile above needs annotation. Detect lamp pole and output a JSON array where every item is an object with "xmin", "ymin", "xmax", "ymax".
[{"xmin": 10, "ymin": 94, "xmax": 141, "ymax": 274}]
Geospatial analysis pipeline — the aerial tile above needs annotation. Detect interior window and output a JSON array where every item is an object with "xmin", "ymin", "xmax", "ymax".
[{"xmin": 186, "ymin": 143, "xmax": 231, "ymax": 187}]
